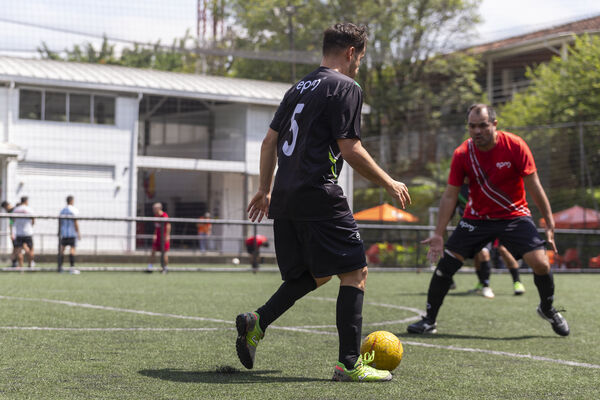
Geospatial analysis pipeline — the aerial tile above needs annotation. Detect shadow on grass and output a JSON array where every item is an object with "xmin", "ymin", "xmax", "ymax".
[
  {"xmin": 139, "ymin": 368, "xmax": 330, "ymax": 384},
  {"xmin": 396, "ymin": 332, "xmax": 547, "ymax": 341}
]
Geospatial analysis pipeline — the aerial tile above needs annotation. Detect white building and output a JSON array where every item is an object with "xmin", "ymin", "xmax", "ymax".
[{"xmin": 0, "ymin": 56, "xmax": 354, "ymax": 253}]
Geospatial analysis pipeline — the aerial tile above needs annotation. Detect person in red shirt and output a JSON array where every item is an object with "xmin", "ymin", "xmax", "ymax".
[
  {"xmin": 147, "ymin": 202, "xmax": 170, "ymax": 274},
  {"xmin": 408, "ymin": 103, "xmax": 569, "ymax": 337},
  {"xmin": 245, "ymin": 234, "xmax": 269, "ymax": 272}
]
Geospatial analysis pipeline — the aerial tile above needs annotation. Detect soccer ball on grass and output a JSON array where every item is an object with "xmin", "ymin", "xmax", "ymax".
[{"xmin": 360, "ymin": 330, "xmax": 403, "ymax": 371}]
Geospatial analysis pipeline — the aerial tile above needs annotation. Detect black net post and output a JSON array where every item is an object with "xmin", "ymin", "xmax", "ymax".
[
  {"xmin": 252, "ymin": 223, "xmax": 258, "ymax": 269},
  {"xmin": 57, "ymin": 217, "xmax": 62, "ymax": 272},
  {"xmin": 160, "ymin": 220, "xmax": 166, "ymax": 269}
]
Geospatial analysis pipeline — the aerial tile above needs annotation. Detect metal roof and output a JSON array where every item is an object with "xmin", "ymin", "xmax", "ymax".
[{"xmin": 0, "ymin": 56, "xmax": 290, "ymax": 106}]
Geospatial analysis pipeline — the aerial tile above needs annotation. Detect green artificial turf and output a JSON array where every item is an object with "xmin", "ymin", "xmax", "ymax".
[{"xmin": 0, "ymin": 271, "xmax": 597, "ymax": 399}]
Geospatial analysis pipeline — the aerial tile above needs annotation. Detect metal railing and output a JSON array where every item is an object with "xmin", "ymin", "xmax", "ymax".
[{"xmin": 1, "ymin": 213, "xmax": 599, "ymax": 270}]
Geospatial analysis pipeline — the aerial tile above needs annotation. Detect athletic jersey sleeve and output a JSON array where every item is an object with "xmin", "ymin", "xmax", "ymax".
[
  {"xmin": 448, "ymin": 147, "xmax": 467, "ymax": 186},
  {"xmin": 514, "ymin": 136, "xmax": 537, "ymax": 177},
  {"xmin": 269, "ymin": 88, "xmax": 293, "ymax": 132},
  {"xmin": 327, "ymin": 83, "xmax": 362, "ymax": 140}
]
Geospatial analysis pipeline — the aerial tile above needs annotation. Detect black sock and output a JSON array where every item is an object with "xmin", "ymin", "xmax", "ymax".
[
  {"xmin": 426, "ymin": 254, "xmax": 463, "ymax": 322},
  {"xmin": 58, "ymin": 254, "xmax": 63, "ymax": 269},
  {"xmin": 256, "ymin": 272, "xmax": 316, "ymax": 332},
  {"xmin": 509, "ymin": 267, "xmax": 521, "ymax": 283},
  {"xmin": 478, "ymin": 260, "xmax": 491, "ymax": 287},
  {"xmin": 475, "ymin": 268, "xmax": 484, "ymax": 284},
  {"xmin": 534, "ymin": 272, "xmax": 555, "ymax": 311},
  {"xmin": 69, "ymin": 254, "xmax": 75, "ymax": 267},
  {"xmin": 336, "ymin": 285, "xmax": 364, "ymax": 370}
]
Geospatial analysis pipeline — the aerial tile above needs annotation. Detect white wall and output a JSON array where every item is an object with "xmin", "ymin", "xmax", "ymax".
[
  {"xmin": 246, "ymin": 105, "xmax": 275, "ymax": 175},
  {"xmin": 212, "ymin": 171, "xmax": 245, "ymax": 253},
  {"xmin": 213, "ymin": 104, "xmax": 246, "ymax": 162},
  {"xmin": 4, "ymin": 92, "xmax": 139, "ymax": 252},
  {"xmin": 0, "ymin": 88, "xmax": 7, "ymax": 142}
]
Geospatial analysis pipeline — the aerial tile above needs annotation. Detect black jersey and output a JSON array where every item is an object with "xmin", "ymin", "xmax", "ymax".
[{"xmin": 268, "ymin": 66, "xmax": 363, "ymax": 220}]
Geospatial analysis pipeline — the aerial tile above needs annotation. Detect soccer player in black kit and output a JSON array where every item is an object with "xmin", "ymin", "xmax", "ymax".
[{"xmin": 236, "ymin": 23, "xmax": 411, "ymax": 382}]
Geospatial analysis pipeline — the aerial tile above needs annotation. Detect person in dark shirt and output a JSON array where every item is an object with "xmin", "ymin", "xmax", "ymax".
[{"xmin": 236, "ymin": 23, "xmax": 411, "ymax": 382}]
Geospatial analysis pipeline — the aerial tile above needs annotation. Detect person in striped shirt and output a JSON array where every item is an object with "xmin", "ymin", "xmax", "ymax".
[
  {"xmin": 409, "ymin": 104, "xmax": 569, "ymax": 337},
  {"xmin": 59, "ymin": 195, "xmax": 81, "ymax": 273}
]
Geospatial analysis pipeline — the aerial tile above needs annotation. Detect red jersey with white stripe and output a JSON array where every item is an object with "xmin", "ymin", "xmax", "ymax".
[
  {"xmin": 154, "ymin": 211, "xmax": 169, "ymax": 240},
  {"xmin": 448, "ymin": 131, "xmax": 536, "ymax": 220}
]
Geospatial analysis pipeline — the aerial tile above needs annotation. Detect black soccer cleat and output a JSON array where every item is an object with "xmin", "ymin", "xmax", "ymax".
[
  {"xmin": 536, "ymin": 305, "xmax": 570, "ymax": 336},
  {"xmin": 407, "ymin": 316, "xmax": 437, "ymax": 334}
]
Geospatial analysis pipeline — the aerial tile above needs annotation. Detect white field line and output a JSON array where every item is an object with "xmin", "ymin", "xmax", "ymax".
[
  {"xmin": 0, "ymin": 295, "xmax": 231, "ymax": 324},
  {"xmin": 1, "ymin": 295, "xmax": 599, "ymax": 370},
  {"xmin": 0, "ymin": 326, "xmax": 233, "ymax": 332},
  {"xmin": 402, "ymin": 340, "xmax": 600, "ymax": 370}
]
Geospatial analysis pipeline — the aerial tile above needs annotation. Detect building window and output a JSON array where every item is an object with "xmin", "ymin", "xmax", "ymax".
[
  {"xmin": 94, "ymin": 95, "xmax": 115, "ymax": 125},
  {"xmin": 18, "ymin": 89, "xmax": 42, "ymax": 120},
  {"xmin": 45, "ymin": 92, "xmax": 67, "ymax": 122},
  {"xmin": 19, "ymin": 88, "xmax": 115, "ymax": 125},
  {"xmin": 70, "ymin": 94, "xmax": 91, "ymax": 123}
]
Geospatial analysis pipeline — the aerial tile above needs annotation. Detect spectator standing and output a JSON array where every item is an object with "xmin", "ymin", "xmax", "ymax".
[
  {"xmin": 58, "ymin": 195, "xmax": 81, "ymax": 274},
  {"xmin": 147, "ymin": 202, "xmax": 170, "ymax": 273},
  {"xmin": 1, "ymin": 200, "xmax": 19, "ymax": 268},
  {"xmin": 12, "ymin": 196, "xmax": 35, "ymax": 269},
  {"xmin": 196, "ymin": 212, "xmax": 212, "ymax": 253}
]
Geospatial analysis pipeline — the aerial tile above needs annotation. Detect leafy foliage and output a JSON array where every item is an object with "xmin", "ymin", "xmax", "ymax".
[{"xmin": 501, "ymin": 35, "xmax": 600, "ymax": 126}]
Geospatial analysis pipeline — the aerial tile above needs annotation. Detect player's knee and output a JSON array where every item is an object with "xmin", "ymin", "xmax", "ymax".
[
  {"xmin": 338, "ymin": 266, "xmax": 367, "ymax": 290},
  {"xmin": 523, "ymin": 249, "xmax": 550, "ymax": 274},
  {"xmin": 435, "ymin": 251, "xmax": 463, "ymax": 280}
]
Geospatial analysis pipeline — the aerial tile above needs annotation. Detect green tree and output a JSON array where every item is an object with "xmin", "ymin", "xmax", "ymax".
[
  {"xmin": 500, "ymin": 35, "xmax": 600, "ymax": 210},
  {"xmin": 501, "ymin": 35, "xmax": 600, "ymax": 126}
]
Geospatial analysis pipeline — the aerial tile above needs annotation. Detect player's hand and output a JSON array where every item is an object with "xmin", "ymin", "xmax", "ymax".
[
  {"xmin": 421, "ymin": 233, "xmax": 444, "ymax": 263},
  {"xmin": 386, "ymin": 180, "xmax": 411, "ymax": 209},
  {"xmin": 247, "ymin": 190, "xmax": 270, "ymax": 222},
  {"xmin": 545, "ymin": 227, "xmax": 558, "ymax": 253}
]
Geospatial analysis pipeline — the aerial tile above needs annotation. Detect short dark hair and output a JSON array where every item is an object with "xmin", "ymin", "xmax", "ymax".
[
  {"xmin": 322, "ymin": 23, "xmax": 368, "ymax": 56},
  {"xmin": 1, "ymin": 201, "xmax": 8, "ymax": 209},
  {"xmin": 66, "ymin": 195, "xmax": 74, "ymax": 204},
  {"xmin": 20, "ymin": 196, "xmax": 28, "ymax": 204},
  {"xmin": 467, "ymin": 103, "xmax": 496, "ymax": 123}
]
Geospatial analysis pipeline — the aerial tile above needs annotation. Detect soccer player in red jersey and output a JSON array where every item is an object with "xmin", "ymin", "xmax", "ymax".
[
  {"xmin": 408, "ymin": 104, "xmax": 569, "ymax": 336},
  {"xmin": 147, "ymin": 202, "xmax": 170, "ymax": 274}
]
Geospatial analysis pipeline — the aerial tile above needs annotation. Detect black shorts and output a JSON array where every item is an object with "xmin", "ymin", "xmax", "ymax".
[
  {"xmin": 61, "ymin": 237, "xmax": 76, "ymax": 247},
  {"xmin": 273, "ymin": 214, "xmax": 366, "ymax": 281},
  {"xmin": 445, "ymin": 217, "xmax": 545, "ymax": 260},
  {"xmin": 14, "ymin": 236, "xmax": 33, "ymax": 249},
  {"xmin": 246, "ymin": 244, "xmax": 256, "ymax": 254}
]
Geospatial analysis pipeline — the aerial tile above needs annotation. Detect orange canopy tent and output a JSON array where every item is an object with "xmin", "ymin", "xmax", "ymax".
[
  {"xmin": 353, "ymin": 203, "xmax": 419, "ymax": 223},
  {"xmin": 539, "ymin": 205, "xmax": 600, "ymax": 229}
]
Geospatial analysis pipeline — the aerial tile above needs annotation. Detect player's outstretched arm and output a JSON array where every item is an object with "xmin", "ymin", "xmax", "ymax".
[
  {"xmin": 247, "ymin": 129, "xmax": 278, "ymax": 222},
  {"xmin": 421, "ymin": 184, "xmax": 460, "ymax": 263},
  {"xmin": 524, "ymin": 172, "xmax": 558, "ymax": 252},
  {"xmin": 337, "ymin": 138, "xmax": 411, "ymax": 209}
]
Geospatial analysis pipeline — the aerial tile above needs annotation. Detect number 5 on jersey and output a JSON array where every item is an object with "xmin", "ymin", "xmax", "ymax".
[{"xmin": 282, "ymin": 103, "xmax": 304, "ymax": 156}]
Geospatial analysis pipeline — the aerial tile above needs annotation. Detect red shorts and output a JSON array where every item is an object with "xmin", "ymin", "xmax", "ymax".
[{"xmin": 152, "ymin": 240, "xmax": 170, "ymax": 252}]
